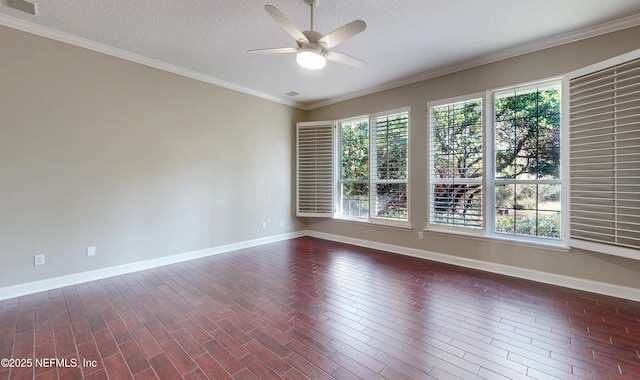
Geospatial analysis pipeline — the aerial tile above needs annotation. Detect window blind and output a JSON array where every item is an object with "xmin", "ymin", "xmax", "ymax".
[
  {"xmin": 569, "ymin": 54, "xmax": 640, "ymax": 257},
  {"xmin": 296, "ymin": 121, "xmax": 334, "ymax": 217},
  {"xmin": 429, "ymin": 98, "xmax": 483, "ymax": 229},
  {"xmin": 369, "ymin": 110, "xmax": 409, "ymax": 221}
]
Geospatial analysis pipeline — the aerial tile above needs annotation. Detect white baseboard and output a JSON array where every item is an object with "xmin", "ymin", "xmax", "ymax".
[
  {"xmin": 306, "ymin": 230, "xmax": 640, "ymax": 302},
  {"xmin": 0, "ymin": 231, "xmax": 306, "ymax": 301},
  {"xmin": 3, "ymin": 230, "xmax": 639, "ymax": 302}
]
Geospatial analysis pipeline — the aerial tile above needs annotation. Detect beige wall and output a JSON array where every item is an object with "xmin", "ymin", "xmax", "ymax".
[
  {"xmin": 306, "ymin": 26, "xmax": 640, "ymax": 289},
  {"xmin": 2, "ymin": 22, "xmax": 640, "ymax": 294},
  {"xmin": 0, "ymin": 25, "xmax": 306, "ymax": 288}
]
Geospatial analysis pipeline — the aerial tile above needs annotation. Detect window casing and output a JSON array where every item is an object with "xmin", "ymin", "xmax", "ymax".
[
  {"xmin": 428, "ymin": 80, "xmax": 563, "ymax": 243},
  {"xmin": 492, "ymin": 81, "xmax": 562, "ymax": 240},
  {"xmin": 338, "ymin": 108, "xmax": 410, "ymax": 225},
  {"xmin": 338, "ymin": 116, "xmax": 369, "ymax": 218},
  {"xmin": 428, "ymin": 96, "xmax": 484, "ymax": 231}
]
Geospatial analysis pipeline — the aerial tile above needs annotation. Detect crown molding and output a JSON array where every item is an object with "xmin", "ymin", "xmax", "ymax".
[
  {"xmin": 304, "ymin": 13, "xmax": 640, "ymax": 110},
  {"xmin": 3, "ymin": 11, "xmax": 639, "ymax": 112},
  {"xmin": 0, "ymin": 14, "xmax": 306, "ymax": 110}
]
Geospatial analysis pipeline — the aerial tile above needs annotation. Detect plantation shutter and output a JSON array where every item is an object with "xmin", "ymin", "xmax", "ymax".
[
  {"xmin": 296, "ymin": 121, "xmax": 334, "ymax": 217},
  {"xmin": 369, "ymin": 109, "xmax": 410, "ymax": 221},
  {"xmin": 568, "ymin": 49, "xmax": 640, "ymax": 259},
  {"xmin": 428, "ymin": 98, "xmax": 483, "ymax": 229}
]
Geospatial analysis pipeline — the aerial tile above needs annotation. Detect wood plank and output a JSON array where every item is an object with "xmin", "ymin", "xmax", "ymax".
[{"xmin": 1, "ymin": 237, "xmax": 639, "ymax": 379}]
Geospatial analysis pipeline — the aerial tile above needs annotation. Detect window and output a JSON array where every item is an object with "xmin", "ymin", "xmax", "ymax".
[
  {"xmin": 339, "ymin": 116, "xmax": 369, "ymax": 218},
  {"xmin": 567, "ymin": 51, "xmax": 640, "ymax": 258},
  {"xmin": 493, "ymin": 81, "xmax": 562, "ymax": 239},
  {"xmin": 338, "ymin": 109, "xmax": 410, "ymax": 224},
  {"xmin": 428, "ymin": 80, "xmax": 562, "ymax": 242},
  {"xmin": 429, "ymin": 96, "xmax": 483, "ymax": 229}
]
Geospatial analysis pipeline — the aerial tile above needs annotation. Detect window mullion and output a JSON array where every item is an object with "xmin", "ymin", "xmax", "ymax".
[
  {"xmin": 485, "ymin": 90, "xmax": 495, "ymax": 236},
  {"xmin": 369, "ymin": 115, "xmax": 377, "ymax": 220}
]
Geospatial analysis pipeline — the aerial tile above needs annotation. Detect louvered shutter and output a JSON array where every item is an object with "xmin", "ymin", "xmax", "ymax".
[
  {"xmin": 369, "ymin": 109, "xmax": 410, "ymax": 221},
  {"xmin": 428, "ymin": 98, "xmax": 483, "ymax": 229},
  {"xmin": 568, "ymin": 50, "xmax": 640, "ymax": 259},
  {"xmin": 296, "ymin": 121, "xmax": 334, "ymax": 217}
]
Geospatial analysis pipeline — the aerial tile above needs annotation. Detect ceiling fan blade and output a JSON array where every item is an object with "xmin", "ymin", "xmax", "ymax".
[
  {"xmin": 264, "ymin": 5, "xmax": 309, "ymax": 43},
  {"xmin": 324, "ymin": 51, "xmax": 366, "ymax": 67},
  {"xmin": 318, "ymin": 20, "xmax": 366, "ymax": 48},
  {"xmin": 247, "ymin": 47, "xmax": 298, "ymax": 54}
]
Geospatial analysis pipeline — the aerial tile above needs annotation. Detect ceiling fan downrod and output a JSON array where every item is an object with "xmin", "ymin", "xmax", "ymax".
[
  {"xmin": 248, "ymin": 0, "xmax": 366, "ymax": 69},
  {"xmin": 304, "ymin": 0, "xmax": 318, "ymax": 31}
]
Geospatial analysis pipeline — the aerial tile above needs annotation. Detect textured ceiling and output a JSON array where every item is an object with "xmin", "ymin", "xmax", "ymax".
[{"xmin": 2, "ymin": 0, "xmax": 640, "ymax": 109}]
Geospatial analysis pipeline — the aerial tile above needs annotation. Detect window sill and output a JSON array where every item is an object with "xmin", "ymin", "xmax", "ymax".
[
  {"xmin": 423, "ymin": 228, "xmax": 570, "ymax": 252},
  {"xmin": 332, "ymin": 216, "xmax": 413, "ymax": 231}
]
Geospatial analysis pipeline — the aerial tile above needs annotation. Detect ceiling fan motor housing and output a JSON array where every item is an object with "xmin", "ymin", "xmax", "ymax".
[
  {"xmin": 248, "ymin": 2, "xmax": 366, "ymax": 68},
  {"xmin": 300, "ymin": 30, "xmax": 325, "ymax": 46}
]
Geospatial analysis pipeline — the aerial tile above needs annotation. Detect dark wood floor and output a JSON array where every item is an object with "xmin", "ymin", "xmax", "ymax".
[{"xmin": 1, "ymin": 237, "xmax": 640, "ymax": 379}]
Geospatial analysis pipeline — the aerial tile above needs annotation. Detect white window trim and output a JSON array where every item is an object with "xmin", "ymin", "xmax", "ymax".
[
  {"xmin": 334, "ymin": 115, "xmax": 369, "ymax": 221},
  {"xmin": 561, "ymin": 76, "xmax": 572, "ymax": 247},
  {"xmin": 426, "ymin": 79, "xmax": 567, "ymax": 247},
  {"xmin": 334, "ymin": 107, "xmax": 412, "ymax": 228},
  {"xmin": 369, "ymin": 107, "xmax": 411, "ymax": 226},
  {"xmin": 427, "ymin": 93, "xmax": 486, "ymax": 236},
  {"xmin": 421, "ymin": 228, "xmax": 570, "ymax": 252},
  {"xmin": 488, "ymin": 78, "xmax": 565, "ymax": 245}
]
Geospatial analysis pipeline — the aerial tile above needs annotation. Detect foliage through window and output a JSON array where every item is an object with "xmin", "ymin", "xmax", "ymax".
[
  {"xmin": 340, "ymin": 116, "xmax": 369, "ymax": 218},
  {"xmin": 493, "ymin": 81, "xmax": 561, "ymax": 239},
  {"xmin": 429, "ymin": 98, "xmax": 483, "ymax": 228},
  {"xmin": 339, "ymin": 109, "xmax": 409, "ymax": 223},
  {"xmin": 428, "ymin": 80, "xmax": 562, "ymax": 241}
]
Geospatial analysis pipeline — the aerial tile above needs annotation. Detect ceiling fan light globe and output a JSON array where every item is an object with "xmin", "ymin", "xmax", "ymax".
[{"xmin": 297, "ymin": 50, "xmax": 326, "ymax": 70}]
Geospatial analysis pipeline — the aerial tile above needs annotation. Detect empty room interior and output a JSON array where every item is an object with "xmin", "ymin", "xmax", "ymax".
[{"xmin": 2, "ymin": 1, "xmax": 640, "ymax": 379}]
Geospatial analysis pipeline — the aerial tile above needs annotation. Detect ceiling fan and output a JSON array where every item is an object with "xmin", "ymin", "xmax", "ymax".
[{"xmin": 248, "ymin": 0, "xmax": 367, "ymax": 70}]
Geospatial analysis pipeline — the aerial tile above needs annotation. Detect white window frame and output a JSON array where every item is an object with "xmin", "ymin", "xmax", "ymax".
[
  {"xmin": 427, "ymin": 79, "xmax": 567, "ymax": 246},
  {"xmin": 489, "ymin": 79, "xmax": 564, "ymax": 243},
  {"xmin": 336, "ymin": 115, "xmax": 370, "ymax": 220},
  {"xmin": 427, "ymin": 93, "xmax": 485, "ymax": 235},
  {"xmin": 335, "ymin": 107, "xmax": 411, "ymax": 228}
]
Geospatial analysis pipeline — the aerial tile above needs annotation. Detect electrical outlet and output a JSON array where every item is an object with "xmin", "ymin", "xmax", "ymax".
[
  {"xmin": 418, "ymin": 231, "xmax": 424, "ymax": 240},
  {"xmin": 280, "ymin": 219, "xmax": 284, "ymax": 227},
  {"xmin": 262, "ymin": 222, "xmax": 267, "ymax": 229},
  {"xmin": 87, "ymin": 246, "xmax": 96, "ymax": 257},
  {"xmin": 34, "ymin": 254, "xmax": 45, "ymax": 266}
]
